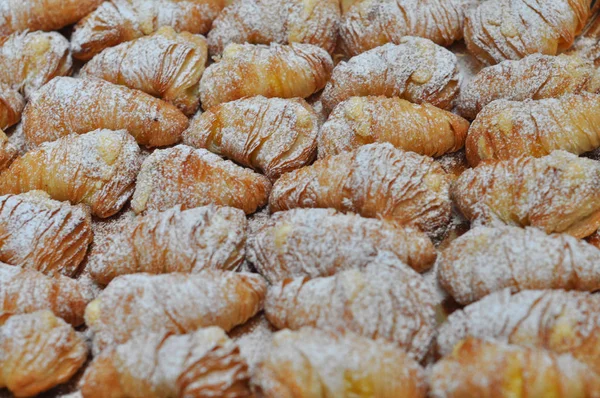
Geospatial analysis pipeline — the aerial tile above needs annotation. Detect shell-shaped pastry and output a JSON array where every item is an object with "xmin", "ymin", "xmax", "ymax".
[
  {"xmin": 0, "ymin": 86, "xmax": 24, "ymax": 130},
  {"xmin": 183, "ymin": 96, "xmax": 319, "ymax": 180}
]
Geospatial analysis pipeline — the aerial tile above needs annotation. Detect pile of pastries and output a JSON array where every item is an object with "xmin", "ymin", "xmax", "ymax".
[{"xmin": 2, "ymin": 0, "xmax": 600, "ymax": 397}]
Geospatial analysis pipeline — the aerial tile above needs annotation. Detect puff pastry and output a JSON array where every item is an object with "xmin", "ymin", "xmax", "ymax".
[
  {"xmin": 207, "ymin": 0, "xmax": 340, "ymax": 55},
  {"xmin": 131, "ymin": 145, "xmax": 271, "ymax": 215},
  {"xmin": 247, "ymin": 208, "xmax": 436, "ymax": 282},
  {"xmin": 183, "ymin": 96, "xmax": 319, "ymax": 180},
  {"xmin": 452, "ymin": 151, "xmax": 600, "ymax": 239},
  {"xmin": 0, "ymin": 130, "xmax": 16, "ymax": 172},
  {"xmin": 437, "ymin": 226, "xmax": 600, "ymax": 305},
  {"xmin": 269, "ymin": 143, "xmax": 452, "ymax": 237},
  {"xmin": 253, "ymin": 328, "xmax": 427, "ymax": 398},
  {"xmin": 71, "ymin": 0, "xmax": 228, "ymax": 61},
  {"xmin": 0, "ymin": 31, "xmax": 72, "ymax": 99},
  {"xmin": 0, "ymin": 129, "xmax": 141, "ymax": 218},
  {"xmin": 264, "ymin": 253, "xmax": 438, "ymax": 361},
  {"xmin": 81, "ymin": 327, "xmax": 251, "ymax": 398},
  {"xmin": 464, "ymin": 0, "xmax": 591, "ymax": 65},
  {"xmin": 0, "ymin": 85, "xmax": 24, "ymax": 130},
  {"xmin": 0, "ymin": 191, "xmax": 92, "ymax": 277},
  {"xmin": 319, "ymin": 96, "xmax": 469, "ymax": 159},
  {"xmin": 430, "ymin": 338, "xmax": 600, "ymax": 398},
  {"xmin": 466, "ymin": 94, "xmax": 600, "ymax": 165},
  {"xmin": 81, "ymin": 27, "xmax": 208, "ymax": 116},
  {"xmin": 200, "ymin": 43, "xmax": 333, "ymax": 110},
  {"xmin": 0, "ymin": 0, "xmax": 103, "ymax": 35},
  {"xmin": 0, "ymin": 311, "xmax": 87, "ymax": 398},
  {"xmin": 88, "ymin": 205, "xmax": 247, "ymax": 285},
  {"xmin": 0, "ymin": 263, "xmax": 92, "ymax": 326},
  {"xmin": 85, "ymin": 270, "xmax": 266, "ymax": 351},
  {"xmin": 458, "ymin": 54, "xmax": 600, "ymax": 120},
  {"xmin": 23, "ymin": 77, "xmax": 188, "ymax": 147},
  {"xmin": 437, "ymin": 289, "xmax": 600, "ymax": 373}
]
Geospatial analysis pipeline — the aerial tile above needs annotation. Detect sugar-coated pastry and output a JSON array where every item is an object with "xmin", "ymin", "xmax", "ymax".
[
  {"xmin": 270, "ymin": 143, "xmax": 452, "ymax": 237},
  {"xmin": 247, "ymin": 208, "xmax": 436, "ymax": 282},
  {"xmin": 264, "ymin": 253, "xmax": 438, "ymax": 361},
  {"xmin": 23, "ymin": 77, "xmax": 189, "ymax": 147},
  {"xmin": 207, "ymin": 0, "xmax": 340, "ymax": 55},
  {"xmin": 253, "ymin": 328, "xmax": 427, "ymax": 398},
  {"xmin": 0, "ymin": 85, "xmax": 24, "ymax": 130},
  {"xmin": 0, "ymin": 191, "xmax": 92, "ymax": 277},
  {"xmin": 0, "ymin": 130, "xmax": 16, "ymax": 172},
  {"xmin": 0, "ymin": 129, "xmax": 141, "ymax": 218},
  {"xmin": 437, "ymin": 226, "xmax": 600, "ymax": 304},
  {"xmin": 0, "ymin": 311, "xmax": 88, "ymax": 398},
  {"xmin": 81, "ymin": 327, "xmax": 251, "ymax": 398},
  {"xmin": 81, "ymin": 27, "xmax": 208, "ymax": 116},
  {"xmin": 183, "ymin": 96, "xmax": 319, "ymax": 180},
  {"xmin": 452, "ymin": 151, "xmax": 600, "ymax": 239},
  {"xmin": 319, "ymin": 96, "xmax": 469, "ymax": 159},
  {"xmin": 85, "ymin": 270, "xmax": 266, "ymax": 351},
  {"xmin": 131, "ymin": 145, "xmax": 271, "ymax": 215},
  {"xmin": 71, "ymin": 0, "xmax": 228, "ymax": 61},
  {"xmin": 200, "ymin": 42, "xmax": 333, "ymax": 110}
]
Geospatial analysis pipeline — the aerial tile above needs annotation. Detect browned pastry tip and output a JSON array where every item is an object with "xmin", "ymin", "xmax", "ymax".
[
  {"xmin": 0, "ymin": 129, "xmax": 17, "ymax": 172},
  {"xmin": 0, "ymin": 85, "xmax": 24, "ymax": 130}
]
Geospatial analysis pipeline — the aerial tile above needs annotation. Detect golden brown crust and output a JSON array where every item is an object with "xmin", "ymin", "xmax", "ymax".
[
  {"xmin": 199, "ymin": 43, "xmax": 333, "ymax": 110},
  {"xmin": 81, "ymin": 27, "xmax": 207, "ymax": 116},
  {"xmin": 183, "ymin": 96, "xmax": 319, "ymax": 180},
  {"xmin": 269, "ymin": 143, "xmax": 452, "ymax": 237},
  {"xmin": 131, "ymin": 145, "xmax": 272, "ymax": 215},
  {"xmin": 0, "ymin": 311, "xmax": 88, "ymax": 398},
  {"xmin": 319, "ymin": 96, "xmax": 469, "ymax": 159},
  {"xmin": 0, "ymin": 86, "xmax": 24, "ymax": 130},
  {"xmin": 0, "ymin": 130, "xmax": 17, "ymax": 172},
  {"xmin": 0, "ymin": 129, "xmax": 141, "ymax": 219},
  {"xmin": 452, "ymin": 151, "xmax": 600, "ymax": 239},
  {"xmin": 23, "ymin": 77, "xmax": 189, "ymax": 148}
]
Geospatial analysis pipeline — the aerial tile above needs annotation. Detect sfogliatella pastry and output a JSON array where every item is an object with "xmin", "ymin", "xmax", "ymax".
[
  {"xmin": 319, "ymin": 96, "xmax": 469, "ymax": 159},
  {"xmin": 253, "ymin": 328, "xmax": 427, "ymax": 398},
  {"xmin": 436, "ymin": 289, "xmax": 600, "ymax": 373},
  {"xmin": 0, "ymin": 31, "xmax": 72, "ymax": 99},
  {"xmin": 71, "ymin": 0, "xmax": 228, "ymax": 61},
  {"xmin": 183, "ymin": 96, "xmax": 319, "ymax": 180},
  {"xmin": 200, "ymin": 43, "xmax": 333, "ymax": 110},
  {"xmin": 264, "ymin": 253, "xmax": 438, "ymax": 361},
  {"xmin": 0, "ymin": 129, "xmax": 141, "ymax": 218},
  {"xmin": 430, "ymin": 338, "xmax": 600, "ymax": 398},
  {"xmin": 339, "ymin": 0, "xmax": 466, "ymax": 56},
  {"xmin": 0, "ymin": 0, "xmax": 103, "ymax": 35},
  {"xmin": 269, "ymin": 143, "xmax": 452, "ymax": 237},
  {"xmin": 85, "ymin": 270, "xmax": 266, "ymax": 351},
  {"xmin": 437, "ymin": 226, "xmax": 600, "ymax": 305},
  {"xmin": 457, "ymin": 54, "xmax": 600, "ymax": 120},
  {"xmin": 88, "ymin": 205, "xmax": 247, "ymax": 285},
  {"xmin": 23, "ymin": 77, "xmax": 188, "ymax": 147},
  {"xmin": 247, "ymin": 208, "xmax": 436, "ymax": 283},
  {"xmin": 0, "ymin": 191, "xmax": 92, "ymax": 278},
  {"xmin": 131, "ymin": 145, "xmax": 271, "ymax": 215},
  {"xmin": 0, "ymin": 311, "xmax": 88, "ymax": 398},
  {"xmin": 466, "ymin": 94, "xmax": 600, "ymax": 165},
  {"xmin": 321, "ymin": 37, "xmax": 460, "ymax": 113},
  {"xmin": 0, "ymin": 263, "xmax": 92, "ymax": 326},
  {"xmin": 0, "ymin": 130, "xmax": 16, "ymax": 172},
  {"xmin": 81, "ymin": 27, "xmax": 207, "ymax": 116},
  {"xmin": 0, "ymin": 85, "xmax": 24, "ymax": 129},
  {"xmin": 464, "ymin": 0, "xmax": 591, "ymax": 65},
  {"xmin": 207, "ymin": 0, "xmax": 340, "ymax": 55},
  {"xmin": 452, "ymin": 151, "xmax": 600, "ymax": 239},
  {"xmin": 81, "ymin": 327, "xmax": 251, "ymax": 398}
]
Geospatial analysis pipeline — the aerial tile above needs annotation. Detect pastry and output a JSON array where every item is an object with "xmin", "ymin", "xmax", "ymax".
[
  {"xmin": 269, "ymin": 143, "xmax": 452, "ymax": 237},
  {"xmin": 319, "ymin": 96, "xmax": 469, "ymax": 159},
  {"xmin": 0, "ymin": 85, "xmax": 24, "ymax": 129},
  {"xmin": 23, "ymin": 77, "xmax": 188, "ymax": 147},
  {"xmin": 81, "ymin": 27, "xmax": 208, "ymax": 116},
  {"xmin": 246, "ymin": 208, "xmax": 436, "ymax": 282},
  {"xmin": 0, "ymin": 129, "xmax": 141, "ymax": 218},
  {"xmin": 0, "ymin": 130, "xmax": 16, "ymax": 171},
  {"xmin": 321, "ymin": 37, "xmax": 460, "ymax": 113},
  {"xmin": 131, "ymin": 145, "xmax": 271, "ymax": 215},
  {"xmin": 183, "ymin": 96, "xmax": 319, "ymax": 180},
  {"xmin": 200, "ymin": 42, "xmax": 333, "ymax": 110},
  {"xmin": 0, "ymin": 191, "xmax": 92, "ymax": 277}
]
